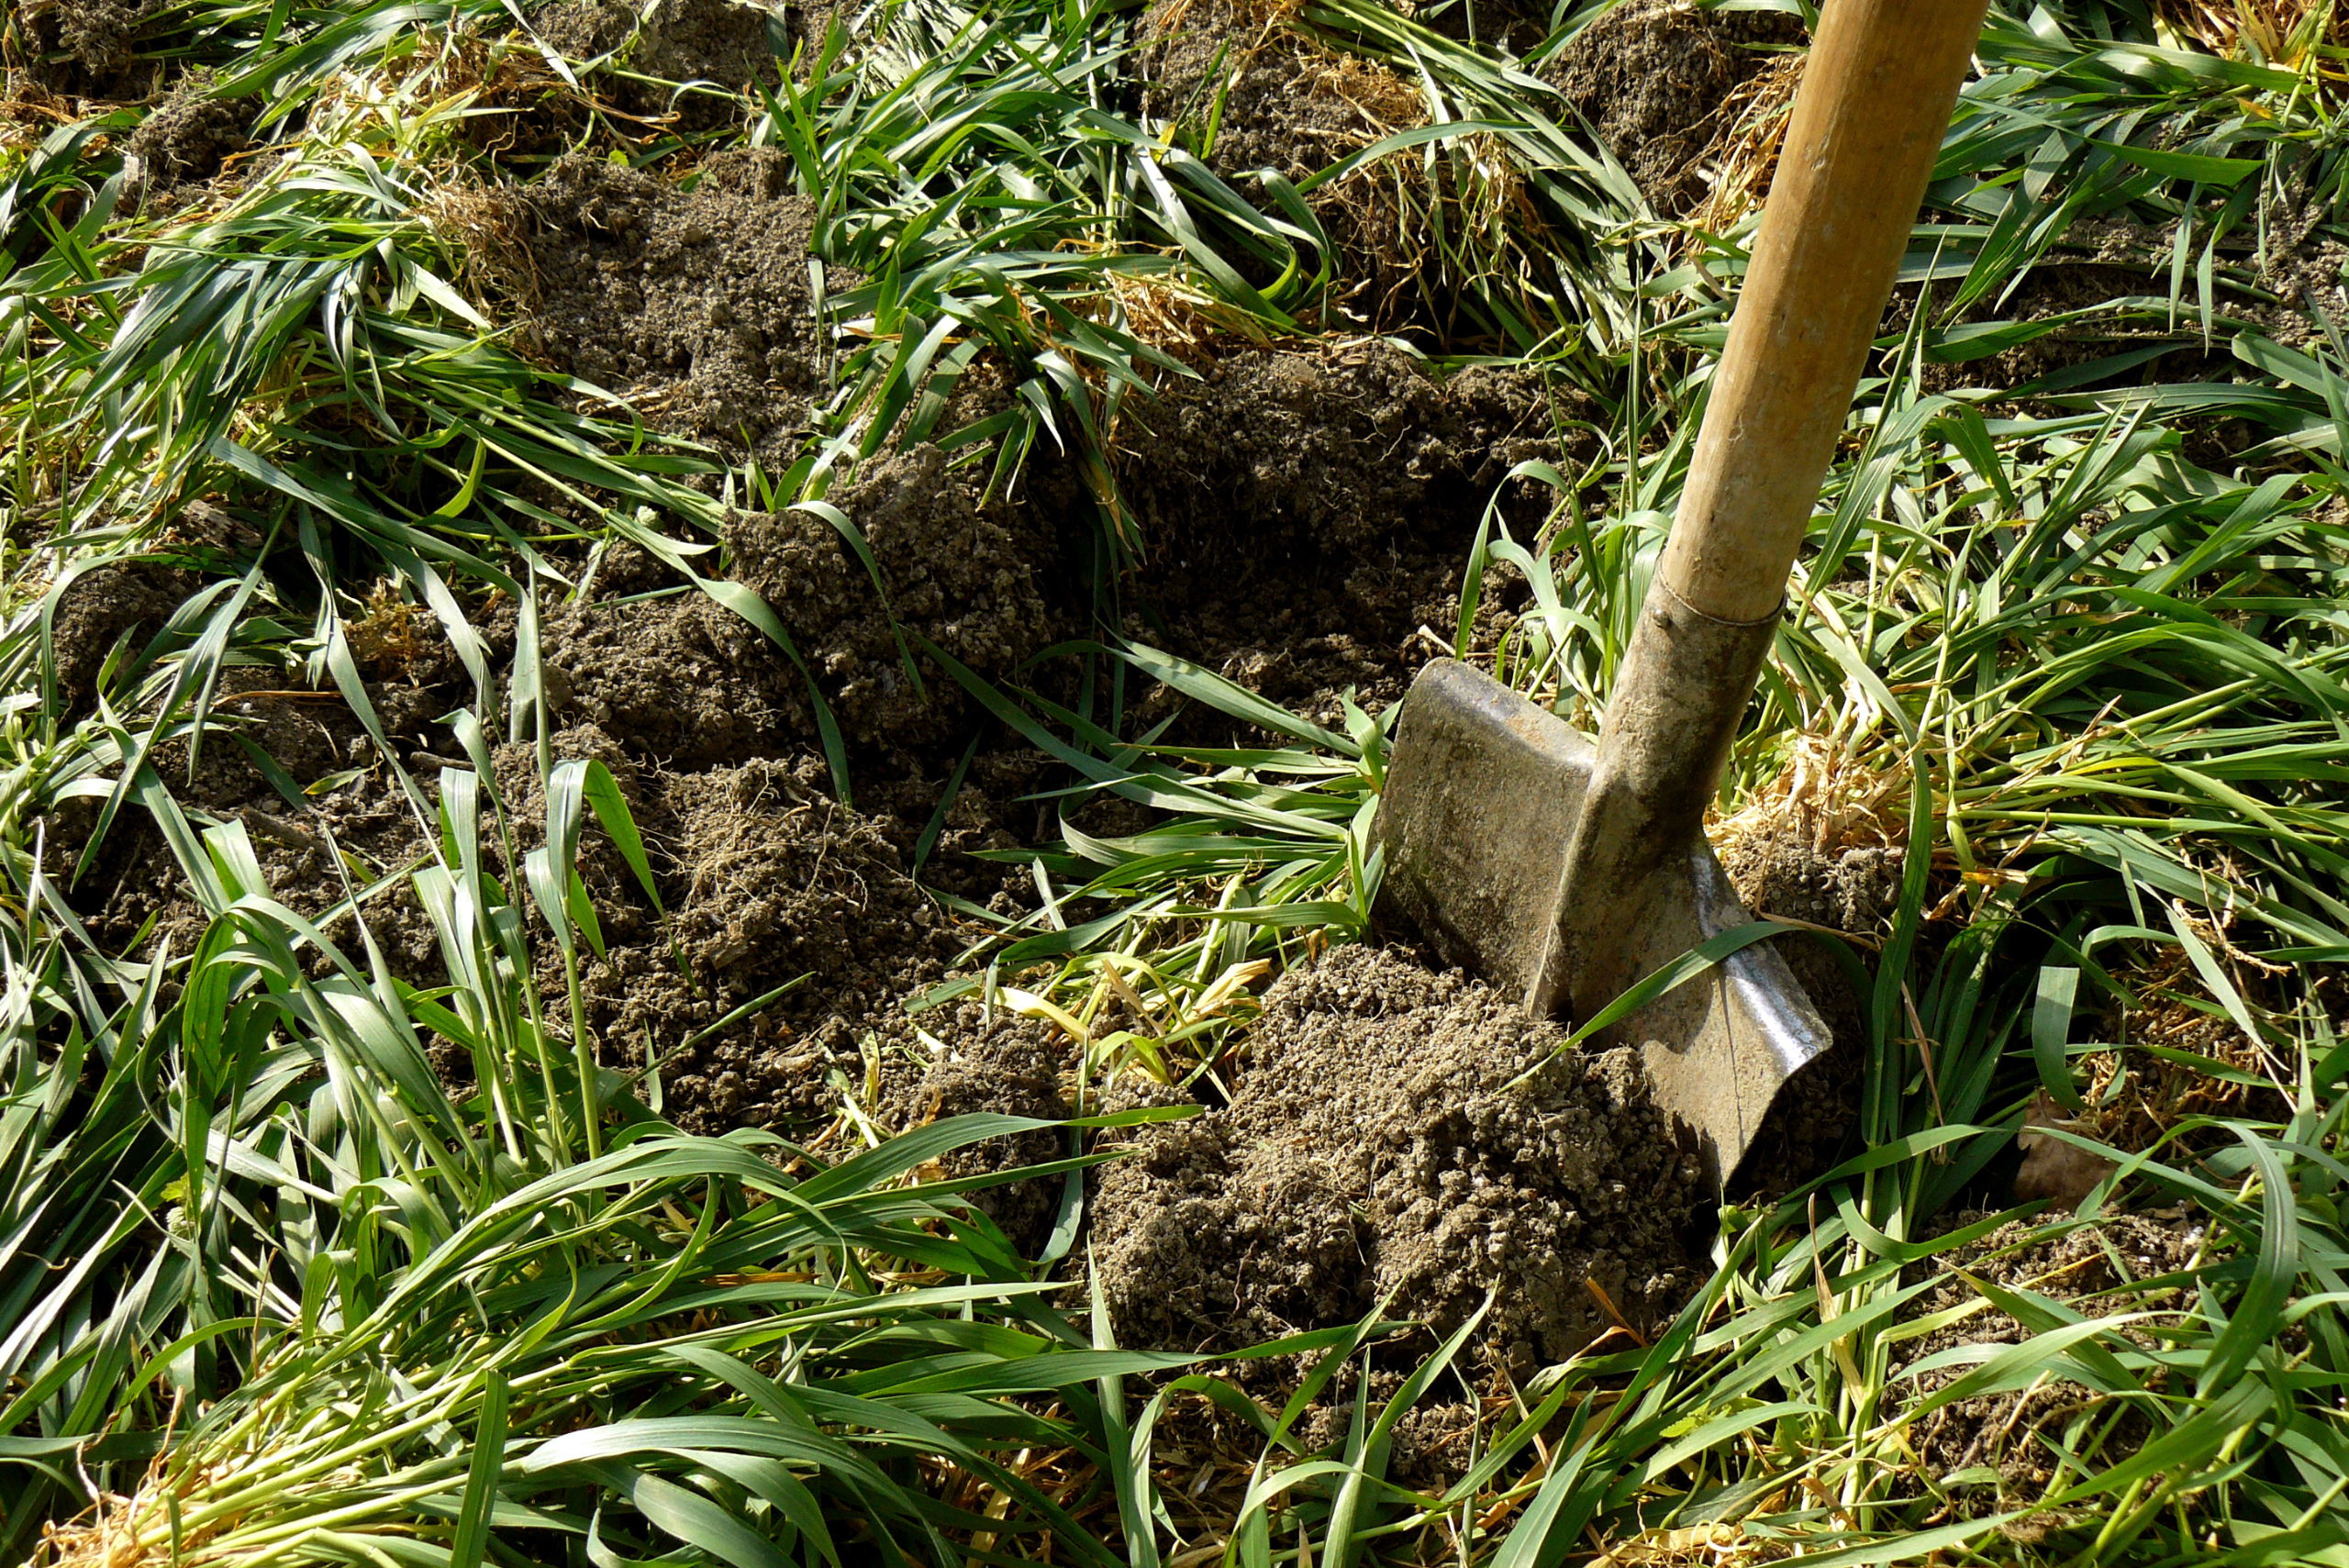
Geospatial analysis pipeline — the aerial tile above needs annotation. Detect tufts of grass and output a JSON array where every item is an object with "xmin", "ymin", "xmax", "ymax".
[
  {"xmin": 0, "ymin": 661, "xmax": 1215, "ymax": 1568},
  {"xmin": 13, "ymin": 0, "xmax": 2349, "ymax": 1563}
]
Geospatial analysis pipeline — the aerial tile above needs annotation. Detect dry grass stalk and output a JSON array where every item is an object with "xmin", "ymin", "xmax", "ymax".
[
  {"xmin": 423, "ymin": 178, "xmax": 544, "ymax": 316},
  {"xmin": 1713, "ymin": 726, "xmax": 1910, "ymax": 865},
  {"xmin": 1686, "ymin": 51, "xmax": 1803, "ymax": 246},
  {"xmin": 2153, "ymin": 0, "xmax": 2343, "ymax": 61}
]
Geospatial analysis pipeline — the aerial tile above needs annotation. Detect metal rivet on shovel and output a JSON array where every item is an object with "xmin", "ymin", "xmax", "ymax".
[{"xmin": 1371, "ymin": 0, "xmax": 1991, "ymax": 1194}]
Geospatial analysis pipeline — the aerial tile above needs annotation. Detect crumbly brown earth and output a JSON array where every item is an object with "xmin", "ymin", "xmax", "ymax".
[
  {"xmin": 613, "ymin": 752, "xmax": 965, "ymax": 1129},
  {"xmin": 11, "ymin": 0, "xmax": 161, "ymax": 97},
  {"xmin": 51, "ymin": 328, "xmax": 1576, "ymax": 1144},
  {"xmin": 1137, "ymin": 0, "xmax": 1434, "ymax": 328},
  {"xmin": 1119, "ymin": 340, "xmax": 1589, "ymax": 724},
  {"xmin": 1893, "ymin": 1213, "xmax": 2208, "ymax": 1520},
  {"xmin": 728, "ymin": 445, "xmax": 1074, "ymax": 762},
  {"xmin": 883, "ymin": 1014, "xmax": 1077, "ymax": 1256},
  {"xmin": 49, "ymin": 559, "xmax": 197, "ymax": 724},
  {"xmin": 1091, "ymin": 944, "xmax": 1708, "ymax": 1370},
  {"xmin": 518, "ymin": 149, "xmax": 834, "ymax": 456},
  {"xmin": 533, "ymin": 0, "xmax": 804, "ymax": 130},
  {"xmin": 123, "ymin": 76, "xmax": 252, "ymax": 200},
  {"xmin": 1545, "ymin": 0, "xmax": 1804, "ymax": 217}
]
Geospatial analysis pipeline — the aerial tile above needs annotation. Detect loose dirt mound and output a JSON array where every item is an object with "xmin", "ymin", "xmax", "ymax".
[
  {"xmin": 534, "ymin": 451, "xmax": 1073, "ymax": 770},
  {"xmin": 521, "ymin": 149, "xmax": 829, "ymax": 450},
  {"xmin": 885, "ymin": 1013, "xmax": 1075, "ymax": 1255},
  {"xmin": 1138, "ymin": 0, "xmax": 1431, "ymax": 327},
  {"xmin": 1895, "ymin": 1213, "xmax": 2205, "ymax": 1515},
  {"xmin": 11, "ymin": 0, "xmax": 158, "ymax": 97},
  {"xmin": 588, "ymin": 752, "xmax": 966, "ymax": 1132},
  {"xmin": 544, "ymin": 590, "xmax": 811, "ymax": 766},
  {"xmin": 729, "ymin": 444, "xmax": 1074, "ymax": 761},
  {"xmin": 535, "ymin": 0, "xmax": 793, "ymax": 128},
  {"xmin": 1119, "ymin": 340, "xmax": 1586, "ymax": 722},
  {"xmin": 1093, "ymin": 944, "xmax": 1706, "ymax": 1370},
  {"xmin": 74, "ymin": 682, "xmax": 443, "ymax": 972},
  {"xmin": 1547, "ymin": 0, "xmax": 1804, "ymax": 217},
  {"xmin": 49, "ymin": 560, "xmax": 194, "ymax": 723},
  {"xmin": 124, "ymin": 77, "xmax": 252, "ymax": 200}
]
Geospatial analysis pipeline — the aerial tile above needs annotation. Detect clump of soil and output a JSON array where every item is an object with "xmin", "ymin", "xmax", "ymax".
[
  {"xmin": 534, "ymin": 0, "xmax": 795, "ymax": 129},
  {"xmin": 1546, "ymin": 0, "xmax": 1804, "ymax": 217},
  {"xmin": 885, "ymin": 1014, "xmax": 1075, "ymax": 1255},
  {"xmin": 1118, "ymin": 341, "xmax": 1588, "ymax": 723},
  {"xmin": 48, "ymin": 559, "xmax": 195, "ymax": 723},
  {"xmin": 542, "ymin": 589, "xmax": 811, "ymax": 766},
  {"xmin": 729, "ymin": 443, "xmax": 1073, "ymax": 761},
  {"xmin": 10, "ymin": 0, "xmax": 159, "ymax": 97},
  {"xmin": 124, "ymin": 77, "xmax": 252, "ymax": 199},
  {"xmin": 590, "ymin": 752, "xmax": 966, "ymax": 1132},
  {"xmin": 1723, "ymin": 832, "xmax": 1906, "ymax": 940},
  {"xmin": 519, "ymin": 149, "xmax": 832, "ymax": 450},
  {"xmin": 1895, "ymin": 1213, "xmax": 2207, "ymax": 1516},
  {"xmin": 532, "ymin": 447, "xmax": 1074, "ymax": 770},
  {"xmin": 1137, "ymin": 0, "xmax": 1433, "ymax": 328},
  {"xmin": 1092, "ymin": 944, "xmax": 1707, "ymax": 1370},
  {"xmin": 72, "ymin": 673, "xmax": 439, "ymax": 971}
]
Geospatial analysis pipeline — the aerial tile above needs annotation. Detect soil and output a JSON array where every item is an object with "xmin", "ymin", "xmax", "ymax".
[
  {"xmin": 517, "ymin": 149, "xmax": 833, "ymax": 454},
  {"xmin": 1119, "ymin": 340, "xmax": 1591, "ymax": 726},
  {"xmin": 884, "ymin": 1014, "xmax": 1076, "ymax": 1255},
  {"xmin": 122, "ymin": 77, "xmax": 253, "ymax": 201},
  {"xmin": 55, "ymin": 328, "xmax": 1576, "ymax": 1144},
  {"xmin": 49, "ymin": 559, "xmax": 196, "ymax": 724},
  {"xmin": 10, "ymin": 0, "xmax": 160, "ymax": 98},
  {"xmin": 1090, "ymin": 944, "xmax": 1707, "ymax": 1371},
  {"xmin": 580, "ymin": 750, "xmax": 972, "ymax": 1131},
  {"xmin": 1894, "ymin": 1213, "xmax": 2207, "ymax": 1519},
  {"xmin": 541, "ymin": 587, "xmax": 814, "ymax": 766},
  {"xmin": 728, "ymin": 445, "xmax": 1073, "ymax": 761},
  {"xmin": 1545, "ymin": 0, "xmax": 1805, "ymax": 218},
  {"xmin": 1137, "ymin": 0, "xmax": 1435, "ymax": 329},
  {"xmin": 1640, "ymin": 822, "xmax": 1900, "ymax": 1197},
  {"xmin": 533, "ymin": 0, "xmax": 804, "ymax": 131},
  {"xmin": 1884, "ymin": 261, "xmax": 2240, "ymax": 398},
  {"xmin": 71, "ymin": 672, "xmax": 440, "ymax": 973}
]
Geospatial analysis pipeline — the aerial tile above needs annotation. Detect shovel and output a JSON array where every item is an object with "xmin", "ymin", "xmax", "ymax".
[{"xmin": 1372, "ymin": 0, "xmax": 1990, "ymax": 1193}]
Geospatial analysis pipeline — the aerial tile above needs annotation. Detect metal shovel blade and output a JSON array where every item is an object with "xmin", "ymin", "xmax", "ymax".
[{"xmin": 1369, "ymin": 660, "xmax": 1831, "ymax": 1193}]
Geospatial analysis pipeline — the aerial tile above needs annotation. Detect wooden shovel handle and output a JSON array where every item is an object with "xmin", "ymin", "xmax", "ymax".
[
  {"xmin": 1658, "ymin": 0, "xmax": 1989, "ymax": 624},
  {"xmin": 1529, "ymin": 0, "xmax": 1987, "ymax": 1034}
]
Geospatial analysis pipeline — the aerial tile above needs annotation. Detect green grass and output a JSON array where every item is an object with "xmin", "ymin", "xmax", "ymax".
[{"xmin": 8, "ymin": 0, "xmax": 2349, "ymax": 1562}]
